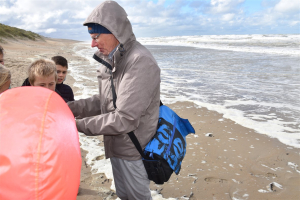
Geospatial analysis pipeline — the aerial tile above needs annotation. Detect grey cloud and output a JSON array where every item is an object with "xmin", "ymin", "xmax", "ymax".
[{"xmin": 0, "ymin": 0, "xmax": 299, "ymax": 41}]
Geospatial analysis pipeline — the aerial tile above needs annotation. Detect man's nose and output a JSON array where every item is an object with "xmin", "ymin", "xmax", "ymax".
[{"xmin": 91, "ymin": 39, "xmax": 98, "ymax": 47}]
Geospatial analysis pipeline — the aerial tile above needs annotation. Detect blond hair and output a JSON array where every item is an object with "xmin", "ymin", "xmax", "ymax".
[
  {"xmin": 28, "ymin": 59, "xmax": 57, "ymax": 85},
  {"xmin": 0, "ymin": 64, "xmax": 11, "ymax": 90}
]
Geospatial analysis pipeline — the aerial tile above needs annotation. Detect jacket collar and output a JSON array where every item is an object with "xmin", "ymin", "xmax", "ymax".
[
  {"xmin": 93, "ymin": 52, "xmax": 113, "ymax": 71},
  {"xmin": 93, "ymin": 39, "xmax": 134, "ymax": 72}
]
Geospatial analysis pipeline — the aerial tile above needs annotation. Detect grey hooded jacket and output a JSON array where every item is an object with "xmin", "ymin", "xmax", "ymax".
[{"xmin": 68, "ymin": 1, "xmax": 161, "ymax": 161}]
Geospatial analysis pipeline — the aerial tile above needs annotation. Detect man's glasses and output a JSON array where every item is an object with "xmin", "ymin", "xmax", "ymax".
[{"xmin": 91, "ymin": 33, "xmax": 101, "ymax": 42}]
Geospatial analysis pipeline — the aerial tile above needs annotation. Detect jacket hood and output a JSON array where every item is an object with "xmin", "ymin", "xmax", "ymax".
[{"xmin": 83, "ymin": 0, "xmax": 136, "ymax": 45}]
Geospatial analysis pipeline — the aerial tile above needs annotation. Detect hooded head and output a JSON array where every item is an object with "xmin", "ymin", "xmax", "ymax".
[{"xmin": 83, "ymin": 0, "xmax": 135, "ymax": 45}]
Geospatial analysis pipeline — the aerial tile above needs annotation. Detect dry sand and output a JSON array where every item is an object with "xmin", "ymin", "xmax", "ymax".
[{"xmin": 1, "ymin": 38, "xmax": 299, "ymax": 200}]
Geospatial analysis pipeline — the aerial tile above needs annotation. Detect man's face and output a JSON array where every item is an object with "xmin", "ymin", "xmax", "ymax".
[
  {"xmin": 32, "ymin": 74, "xmax": 56, "ymax": 91},
  {"xmin": 90, "ymin": 33, "xmax": 119, "ymax": 56},
  {"xmin": 56, "ymin": 65, "xmax": 67, "ymax": 84}
]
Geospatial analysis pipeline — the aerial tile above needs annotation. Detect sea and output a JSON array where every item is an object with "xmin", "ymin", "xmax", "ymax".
[{"xmin": 69, "ymin": 34, "xmax": 300, "ymax": 199}]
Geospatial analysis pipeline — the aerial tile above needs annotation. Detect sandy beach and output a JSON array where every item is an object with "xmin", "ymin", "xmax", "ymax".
[{"xmin": 1, "ymin": 38, "xmax": 299, "ymax": 200}]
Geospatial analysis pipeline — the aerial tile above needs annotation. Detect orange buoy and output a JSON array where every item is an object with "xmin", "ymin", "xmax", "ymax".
[{"xmin": 0, "ymin": 87, "xmax": 81, "ymax": 199}]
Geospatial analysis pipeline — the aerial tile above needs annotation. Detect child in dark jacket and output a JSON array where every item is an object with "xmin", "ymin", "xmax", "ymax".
[{"xmin": 51, "ymin": 56, "xmax": 74, "ymax": 102}]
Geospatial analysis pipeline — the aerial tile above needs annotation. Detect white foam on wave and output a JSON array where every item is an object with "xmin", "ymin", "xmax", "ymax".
[
  {"xmin": 78, "ymin": 132, "xmax": 116, "ymax": 191},
  {"xmin": 138, "ymin": 34, "xmax": 300, "ymax": 56},
  {"xmin": 71, "ymin": 42, "xmax": 101, "ymax": 95},
  {"xmin": 161, "ymin": 89, "xmax": 300, "ymax": 149}
]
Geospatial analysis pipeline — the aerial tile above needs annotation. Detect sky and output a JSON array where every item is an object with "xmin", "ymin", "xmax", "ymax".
[{"xmin": 0, "ymin": 0, "xmax": 299, "ymax": 41}]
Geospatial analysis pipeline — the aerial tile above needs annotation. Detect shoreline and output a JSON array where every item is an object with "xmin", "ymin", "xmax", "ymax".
[{"xmin": 1, "ymin": 38, "xmax": 299, "ymax": 200}]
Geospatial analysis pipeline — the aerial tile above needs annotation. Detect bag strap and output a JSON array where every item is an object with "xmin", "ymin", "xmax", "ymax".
[
  {"xmin": 127, "ymin": 132, "xmax": 146, "ymax": 158},
  {"xmin": 110, "ymin": 72, "xmax": 117, "ymax": 109},
  {"xmin": 109, "ymin": 71, "xmax": 146, "ymax": 159}
]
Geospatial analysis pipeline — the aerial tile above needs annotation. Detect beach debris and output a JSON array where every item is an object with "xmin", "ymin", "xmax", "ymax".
[
  {"xmin": 232, "ymin": 179, "xmax": 242, "ymax": 184},
  {"xmin": 258, "ymin": 182, "xmax": 283, "ymax": 193},
  {"xmin": 288, "ymin": 162, "xmax": 300, "ymax": 173},
  {"xmin": 181, "ymin": 192, "xmax": 193, "ymax": 200},
  {"xmin": 270, "ymin": 183, "xmax": 275, "ymax": 191},
  {"xmin": 188, "ymin": 174, "xmax": 196, "ymax": 177},
  {"xmin": 205, "ymin": 133, "xmax": 214, "ymax": 137},
  {"xmin": 155, "ymin": 188, "xmax": 163, "ymax": 194},
  {"xmin": 103, "ymin": 191, "xmax": 116, "ymax": 199},
  {"xmin": 95, "ymin": 155, "xmax": 104, "ymax": 160},
  {"xmin": 261, "ymin": 164, "xmax": 283, "ymax": 172},
  {"xmin": 180, "ymin": 196, "xmax": 189, "ymax": 200},
  {"xmin": 193, "ymin": 135, "xmax": 199, "ymax": 138}
]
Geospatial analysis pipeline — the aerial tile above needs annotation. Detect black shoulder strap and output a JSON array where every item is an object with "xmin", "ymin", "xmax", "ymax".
[
  {"xmin": 110, "ymin": 72, "xmax": 117, "ymax": 109},
  {"xmin": 128, "ymin": 132, "xmax": 146, "ymax": 158},
  {"xmin": 109, "ymin": 72, "xmax": 146, "ymax": 159}
]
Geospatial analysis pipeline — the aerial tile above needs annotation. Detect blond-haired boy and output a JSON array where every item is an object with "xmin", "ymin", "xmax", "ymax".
[{"xmin": 26, "ymin": 59, "xmax": 57, "ymax": 91}]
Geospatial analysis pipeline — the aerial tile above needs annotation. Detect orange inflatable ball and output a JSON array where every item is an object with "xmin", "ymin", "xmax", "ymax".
[{"xmin": 0, "ymin": 87, "xmax": 81, "ymax": 200}]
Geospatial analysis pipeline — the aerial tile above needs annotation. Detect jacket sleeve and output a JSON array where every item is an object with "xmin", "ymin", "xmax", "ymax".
[
  {"xmin": 76, "ymin": 54, "xmax": 160, "ymax": 136},
  {"xmin": 67, "ymin": 94, "xmax": 102, "ymax": 119}
]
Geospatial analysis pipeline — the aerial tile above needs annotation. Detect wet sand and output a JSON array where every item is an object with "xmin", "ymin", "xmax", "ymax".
[{"xmin": 1, "ymin": 38, "xmax": 299, "ymax": 200}]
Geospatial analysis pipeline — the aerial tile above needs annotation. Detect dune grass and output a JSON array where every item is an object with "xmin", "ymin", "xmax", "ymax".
[{"xmin": 0, "ymin": 23, "xmax": 43, "ymax": 42}]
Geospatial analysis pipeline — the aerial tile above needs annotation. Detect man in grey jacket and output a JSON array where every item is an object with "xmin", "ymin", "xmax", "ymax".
[{"xmin": 67, "ymin": 1, "xmax": 160, "ymax": 199}]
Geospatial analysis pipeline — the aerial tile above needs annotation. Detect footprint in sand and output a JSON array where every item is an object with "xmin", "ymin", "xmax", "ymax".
[
  {"xmin": 266, "ymin": 172, "xmax": 277, "ymax": 178},
  {"xmin": 204, "ymin": 177, "xmax": 228, "ymax": 183}
]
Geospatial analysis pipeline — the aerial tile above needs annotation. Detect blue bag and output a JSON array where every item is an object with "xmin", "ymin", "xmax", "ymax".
[{"xmin": 144, "ymin": 105, "xmax": 195, "ymax": 175}]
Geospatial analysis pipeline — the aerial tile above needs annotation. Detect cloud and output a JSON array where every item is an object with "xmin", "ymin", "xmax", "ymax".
[
  {"xmin": 222, "ymin": 13, "xmax": 235, "ymax": 21},
  {"xmin": 45, "ymin": 28, "xmax": 57, "ymax": 34},
  {"xmin": 210, "ymin": 0, "xmax": 245, "ymax": 14},
  {"xmin": 274, "ymin": 0, "xmax": 300, "ymax": 13},
  {"xmin": 0, "ymin": 0, "xmax": 299, "ymax": 41}
]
